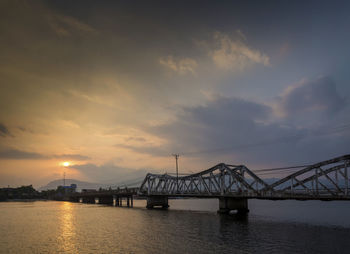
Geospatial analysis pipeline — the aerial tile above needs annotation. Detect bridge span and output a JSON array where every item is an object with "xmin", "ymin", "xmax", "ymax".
[{"xmin": 69, "ymin": 154, "xmax": 350, "ymax": 214}]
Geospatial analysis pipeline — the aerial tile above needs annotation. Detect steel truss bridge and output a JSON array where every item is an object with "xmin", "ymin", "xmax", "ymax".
[
  {"xmin": 138, "ymin": 154, "xmax": 350, "ymax": 201},
  {"xmin": 67, "ymin": 154, "xmax": 350, "ymax": 214}
]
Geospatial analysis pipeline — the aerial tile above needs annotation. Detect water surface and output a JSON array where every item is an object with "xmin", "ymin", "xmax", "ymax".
[{"xmin": 0, "ymin": 200, "xmax": 349, "ymax": 253}]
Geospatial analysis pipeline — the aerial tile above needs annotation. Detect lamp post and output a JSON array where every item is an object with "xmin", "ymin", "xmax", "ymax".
[{"xmin": 172, "ymin": 154, "xmax": 179, "ymax": 192}]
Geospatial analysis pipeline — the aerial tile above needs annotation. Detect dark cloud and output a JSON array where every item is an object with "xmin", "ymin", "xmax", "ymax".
[
  {"xmin": 121, "ymin": 83, "xmax": 349, "ymax": 165},
  {"xmin": 0, "ymin": 123, "xmax": 12, "ymax": 137},
  {"xmin": 0, "ymin": 148, "xmax": 90, "ymax": 161},
  {"xmin": 159, "ymin": 97, "xmax": 290, "ymax": 147},
  {"xmin": 0, "ymin": 149, "xmax": 45, "ymax": 159},
  {"xmin": 122, "ymin": 96, "xmax": 302, "ymax": 159},
  {"xmin": 53, "ymin": 154, "xmax": 90, "ymax": 160},
  {"xmin": 279, "ymin": 77, "xmax": 346, "ymax": 120}
]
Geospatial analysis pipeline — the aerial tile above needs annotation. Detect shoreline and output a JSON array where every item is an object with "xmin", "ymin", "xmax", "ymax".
[{"xmin": 0, "ymin": 198, "xmax": 49, "ymax": 202}]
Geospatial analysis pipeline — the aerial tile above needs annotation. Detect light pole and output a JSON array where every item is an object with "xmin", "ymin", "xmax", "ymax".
[{"xmin": 172, "ymin": 154, "xmax": 179, "ymax": 192}]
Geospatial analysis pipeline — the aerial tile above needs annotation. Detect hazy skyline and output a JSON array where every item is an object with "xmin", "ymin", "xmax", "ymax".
[{"xmin": 1, "ymin": 0, "xmax": 349, "ymax": 187}]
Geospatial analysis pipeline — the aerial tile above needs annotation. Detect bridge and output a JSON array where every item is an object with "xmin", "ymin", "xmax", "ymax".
[
  {"xmin": 68, "ymin": 154, "xmax": 350, "ymax": 214},
  {"xmin": 68, "ymin": 187, "xmax": 138, "ymax": 207}
]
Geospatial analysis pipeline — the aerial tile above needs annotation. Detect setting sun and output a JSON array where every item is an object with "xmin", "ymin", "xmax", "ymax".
[{"xmin": 62, "ymin": 162, "xmax": 70, "ymax": 167}]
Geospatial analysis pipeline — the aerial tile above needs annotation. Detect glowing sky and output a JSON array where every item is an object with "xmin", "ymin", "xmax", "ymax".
[{"xmin": 1, "ymin": 0, "xmax": 350, "ymax": 187}]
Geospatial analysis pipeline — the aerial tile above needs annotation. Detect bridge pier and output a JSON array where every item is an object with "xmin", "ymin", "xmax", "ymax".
[
  {"xmin": 146, "ymin": 196, "xmax": 169, "ymax": 209},
  {"xmin": 126, "ymin": 196, "xmax": 133, "ymax": 207},
  {"xmin": 115, "ymin": 196, "xmax": 119, "ymax": 206},
  {"xmin": 218, "ymin": 197, "xmax": 249, "ymax": 214},
  {"xmin": 114, "ymin": 196, "xmax": 133, "ymax": 207},
  {"xmin": 115, "ymin": 196, "xmax": 123, "ymax": 206}
]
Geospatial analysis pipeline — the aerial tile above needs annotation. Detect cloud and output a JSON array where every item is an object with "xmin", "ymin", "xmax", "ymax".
[
  {"xmin": 52, "ymin": 154, "xmax": 91, "ymax": 161},
  {"xmin": 56, "ymin": 15, "xmax": 97, "ymax": 33},
  {"xmin": 159, "ymin": 56, "xmax": 198, "ymax": 75},
  {"xmin": 273, "ymin": 77, "xmax": 348, "ymax": 129},
  {"xmin": 159, "ymin": 30, "xmax": 269, "ymax": 76},
  {"xmin": 278, "ymin": 76, "xmax": 346, "ymax": 117},
  {"xmin": 70, "ymin": 163, "xmax": 151, "ymax": 184},
  {"xmin": 120, "ymin": 82, "xmax": 349, "ymax": 165},
  {"xmin": 210, "ymin": 32, "xmax": 270, "ymax": 71},
  {"xmin": 124, "ymin": 136, "xmax": 147, "ymax": 143},
  {"xmin": 17, "ymin": 126, "xmax": 35, "ymax": 134},
  {"xmin": 0, "ymin": 123, "xmax": 12, "ymax": 137},
  {"xmin": 0, "ymin": 148, "xmax": 90, "ymax": 161},
  {"xmin": 47, "ymin": 14, "xmax": 98, "ymax": 37},
  {"xmin": 0, "ymin": 149, "xmax": 45, "ymax": 160},
  {"xmin": 123, "ymin": 96, "xmax": 300, "ymax": 157},
  {"xmin": 118, "ymin": 143, "xmax": 170, "ymax": 157}
]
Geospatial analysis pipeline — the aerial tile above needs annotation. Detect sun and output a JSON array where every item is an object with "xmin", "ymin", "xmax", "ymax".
[{"xmin": 62, "ymin": 161, "xmax": 70, "ymax": 167}]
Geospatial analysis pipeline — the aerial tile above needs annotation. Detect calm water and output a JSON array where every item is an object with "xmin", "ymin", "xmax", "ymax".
[{"xmin": 1, "ymin": 199, "xmax": 350, "ymax": 253}]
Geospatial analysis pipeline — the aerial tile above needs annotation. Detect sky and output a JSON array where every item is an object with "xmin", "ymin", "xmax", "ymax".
[{"xmin": 0, "ymin": 0, "xmax": 350, "ymax": 188}]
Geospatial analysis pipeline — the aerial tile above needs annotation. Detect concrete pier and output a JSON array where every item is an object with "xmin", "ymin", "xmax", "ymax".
[
  {"xmin": 116, "ymin": 197, "xmax": 119, "ymax": 206},
  {"xmin": 130, "ymin": 196, "xmax": 133, "ymax": 207},
  {"xmin": 114, "ymin": 196, "xmax": 133, "ymax": 207},
  {"xmin": 146, "ymin": 196, "xmax": 169, "ymax": 209},
  {"xmin": 218, "ymin": 197, "xmax": 249, "ymax": 214},
  {"xmin": 126, "ymin": 196, "xmax": 133, "ymax": 207}
]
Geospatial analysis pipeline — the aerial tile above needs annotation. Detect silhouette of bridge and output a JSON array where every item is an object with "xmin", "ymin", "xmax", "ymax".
[{"xmin": 69, "ymin": 154, "xmax": 350, "ymax": 214}]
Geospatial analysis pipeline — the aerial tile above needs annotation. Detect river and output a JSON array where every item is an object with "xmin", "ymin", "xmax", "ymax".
[{"xmin": 0, "ymin": 199, "xmax": 350, "ymax": 253}]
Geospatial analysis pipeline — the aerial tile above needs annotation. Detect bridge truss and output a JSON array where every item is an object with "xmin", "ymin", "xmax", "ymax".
[
  {"xmin": 138, "ymin": 154, "xmax": 350, "ymax": 200},
  {"xmin": 265, "ymin": 154, "xmax": 350, "ymax": 199}
]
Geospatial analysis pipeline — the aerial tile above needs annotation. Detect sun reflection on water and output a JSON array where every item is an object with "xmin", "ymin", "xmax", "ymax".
[{"xmin": 59, "ymin": 202, "xmax": 78, "ymax": 253}]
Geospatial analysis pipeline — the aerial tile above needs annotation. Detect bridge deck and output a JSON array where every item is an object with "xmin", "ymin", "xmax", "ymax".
[{"xmin": 138, "ymin": 193, "xmax": 350, "ymax": 200}]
